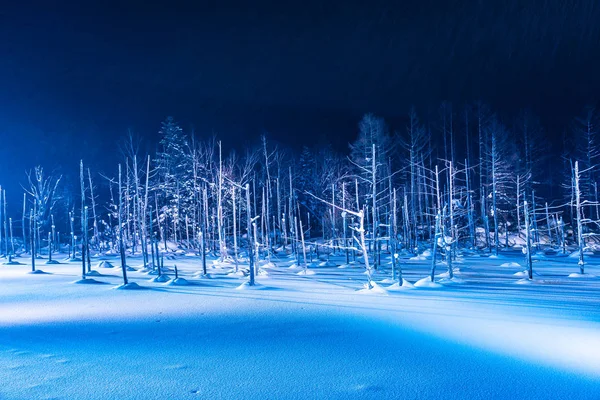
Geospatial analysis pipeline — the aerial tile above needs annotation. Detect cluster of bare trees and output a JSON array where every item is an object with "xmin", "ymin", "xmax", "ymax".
[{"xmin": 4, "ymin": 104, "xmax": 600, "ymax": 283}]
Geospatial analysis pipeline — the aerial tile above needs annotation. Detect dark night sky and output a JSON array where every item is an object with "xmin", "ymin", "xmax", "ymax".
[{"xmin": 1, "ymin": 1, "xmax": 600, "ymax": 199}]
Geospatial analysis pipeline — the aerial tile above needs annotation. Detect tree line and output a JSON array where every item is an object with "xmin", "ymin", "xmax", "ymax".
[{"xmin": 3, "ymin": 103, "xmax": 599, "ymax": 285}]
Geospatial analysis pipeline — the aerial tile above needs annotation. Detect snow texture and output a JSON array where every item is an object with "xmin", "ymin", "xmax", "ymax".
[{"xmin": 0, "ymin": 250, "xmax": 599, "ymax": 399}]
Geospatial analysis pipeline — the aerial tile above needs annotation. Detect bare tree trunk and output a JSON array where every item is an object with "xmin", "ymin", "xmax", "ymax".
[
  {"xmin": 491, "ymin": 136, "xmax": 499, "ymax": 256},
  {"xmin": 466, "ymin": 158, "xmax": 475, "ymax": 248},
  {"xmin": 276, "ymin": 177, "xmax": 281, "ymax": 247},
  {"xmin": 149, "ymin": 205, "xmax": 156, "ymax": 270},
  {"xmin": 30, "ymin": 210, "xmax": 35, "ymax": 272},
  {"xmin": 80, "ymin": 161, "xmax": 87, "ymax": 278},
  {"xmin": 262, "ymin": 138, "xmax": 272, "ymax": 255},
  {"xmin": 574, "ymin": 161, "xmax": 585, "ymax": 274},
  {"xmin": 531, "ymin": 190, "xmax": 539, "ymax": 246},
  {"xmin": 448, "ymin": 161, "xmax": 456, "ymax": 267},
  {"xmin": 232, "ymin": 186, "xmax": 239, "ymax": 272},
  {"xmin": 430, "ymin": 209, "xmax": 441, "ymax": 282},
  {"xmin": 118, "ymin": 164, "xmax": 129, "ymax": 284},
  {"xmin": 202, "ymin": 185, "xmax": 208, "ymax": 275},
  {"xmin": 545, "ymin": 202, "xmax": 551, "ymax": 246},
  {"xmin": 142, "ymin": 155, "xmax": 151, "ymax": 267},
  {"xmin": 3, "ymin": 189, "xmax": 7, "ymax": 257},
  {"xmin": 357, "ymin": 208, "xmax": 372, "ymax": 287},
  {"xmin": 343, "ymin": 183, "xmax": 349, "ymax": 265},
  {"xmin": 371, "ymin": 144, "xmax": 378, "ymax": 269},
  {"xmin": 69, "ymin": 211, "xmax": 75, "ymax": 260},
  {"xmin": 246, "ymin": 184, "xmax": 255, "ymax": 286},
  {"xmin": 217, "ymin": 141, "xmax": 226, "ymax": 261},
  {"xmin": 9, "ymin": 217, "xmax": 15, "ymax": 257},
  {"xmin": 298, "ymin": 204, "xmax": 308, "ymax": 271},
  {"xmin": 392, "ymin": 187, "xmax": 401, "ymax": 283},
  {"xmin": 0, "ymin": 187, "xmax": 3, "ymax": 256},
  {"xmin": 524, "ymin": 200, "xmax": 533, "ymax": 280},
  {"xmin": 516, "ymin": 176, "xmax": 522, "ymax": 235},
  {"xmin": 22, "ymin": 193, "xmax": 27, "ymax": 254},
  {"xmin": 87, "ymin": 168, "xmax": 99, "ymax": 249}
]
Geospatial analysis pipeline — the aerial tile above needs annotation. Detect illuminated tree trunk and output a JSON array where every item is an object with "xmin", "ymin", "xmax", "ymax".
[
  {"xmin": 430, "ymin": 209, "xmax": 441, "ymax": 282},
  {"xmin": 491, "ymin": 134, "xmax": 499, "ymax": 256},
  {"xmin": 9, "ymin": 217, "xmax": 15, "ymax": 256},
  {"xmin": 3, "ymin": 189, "xmax": 7, "ymax": 257},
  {"xmin": 465, "ymin": 158, "xmax": 475, "ymax": 248},
  {"xmin": 80, "ymin": 161, "xmax": 86, "ymax": 278},
  {"xmin": 524, "ymin": 200, "xmax": 533, "ymax": 280},
  {"xmin": 516, "ymin": 175, "xmax": 522, "ymax": 235},
  {"xmin": 232, "ymin": 186, "xmax": 239, "ymax": 272},
  {"xmin": 246, "ymin": 184, "xmax": 255, "ymax": 286},
  {"xmin": 574, "ymin": 161, "xmax": 585, "ymax": 274},
  {"xmin": 87, "ymin": 168, "xmax": 99, "ymax": 249},
  {"xmin": 118, "ymin": 164, "xmax": 128, "ymax": 285},
  {"xmin": 298, "ymin": 204, "xmax": 308, "ymax": 271},
  {"xmin": 22, "ymin": 193, "xmax": 27, "ymax": 254},
  {"xmin": 371, "ymin": 144, "xmax": 378, "ymax": 269},
  {"xmin": 201, "ymin": 185, "xmax": 208, "ymax": 275},
  {"xmin": 30, "ymin": 209, "xmax": 35, "ymax": 272}
]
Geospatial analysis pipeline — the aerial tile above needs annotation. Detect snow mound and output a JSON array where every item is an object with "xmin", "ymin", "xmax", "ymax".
[
  {"xmin": 438, "ymin": 277, "xmax": 466, "ymax": 285},
  {"xmin": 514, "ymin": 270, "xmax": 538, "ymax": 277},
  {"xmin": 501, "ymin": 262, "xmax": 521, "ymax": 268},
  {"xmin": 227, "ymin": 270, "xmax": 248, "ymax": 277},
  {"xmin": 259, "ymin": 261, "xmax": 277, "ymax": 269},
  {"xmin": 166, "ymin": 278, "xmax": 190, "ymax": 286},
  {"xmin": 436, "ymin": 268, "xmax": 461, "ymax": 278},
  {"xmin": 45, "ymin": 260, "xmax": 60, "ymax": 265},
  {"xmin": 257, "ymin": 269, "xmax": 269, "ymax": 277},
  {"xmin": 516, "ymin": 278, "xmax": 534, "ymax": 285},
  {"xmin": 27, "ymin": 270, "xmax": 49, "ymax": 275},
  {"xmin": 318, "ymin": 261, "xmax": 337, "ymax": 267},
  {"xmin": 72, "ymin": 278, "xmax": 105, "ymax": 284},
  {"xmin": 211, "ymin": 260, "xmax": 233, "ymax": 268},
  {"xmin": 98, "ymin": 261, "xmax": 115, "ymax": 268},
  {"xmin": 85, "ymin": 270, "xmax": 103, "ymax": 277},
  {"xmin": 296, "ymin": 269, "xmax": 316, "ymax": 276},
  {"xmin": 146, "ymin": 267, "xmax": 172, "ymax": 275},
  {"xmin": 386, "ymin": 279, "xmax": 414, "ymax": 290},
  {"xmin": 113, "ymin": 282, "xmax": 142, "ymax": 290},
  {"xmin": 3, "ymin": 260, "xmax": 23, "ymax": 265},
  {"xmin": 150, "ymin": 275, "xmax": 171, "ymax": 283},
  {"xmin": 235, "ymin": 282, "xmax": 267, "ymax": 290},
  {"xmin": 409, "ymin": 255, "xmax": 428, "ymax": 261},
  {"xmin": 287, "ymin": 263, "xmax": 301, "ymax": 269},
  {"xmin": 569, "ymin": 250, "xmax": 594, "ymax": 258},
  {"xmin": 568, "ymin": 272, "xmax": 598, "ymax": 279},
  {"xmin": 414, "ymin": 277, "xmax": 443, "ymax": 288},
  {"xmin": 357, "ymin": 281, "xmax": 388, "ymax": 295}
]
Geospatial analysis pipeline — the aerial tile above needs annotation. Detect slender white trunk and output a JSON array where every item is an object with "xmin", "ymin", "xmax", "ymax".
[
  {"xmin": 232, "ymin": 186, "xmax": 238, "ymax": 271},
  {"xmin": 217, "ymin": 141, "xmax": 226, "ymax": 261},
  {"xmin": 118, "ymin": 164, "xmax": 128, "ymax": 284},
  {"xmin": 575, "ymin": 161, "xmax": 585, "ymax": 274}
]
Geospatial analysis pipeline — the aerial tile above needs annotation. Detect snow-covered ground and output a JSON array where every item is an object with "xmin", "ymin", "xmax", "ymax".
[{"xmin": 0, "ymin": 249, "xmax": 599, "ymax": 399}]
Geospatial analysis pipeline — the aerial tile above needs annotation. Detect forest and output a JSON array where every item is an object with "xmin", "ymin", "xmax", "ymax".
[{"xmin": 4, "ymin": 103, "xmax": 599, "ymax": 288}]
